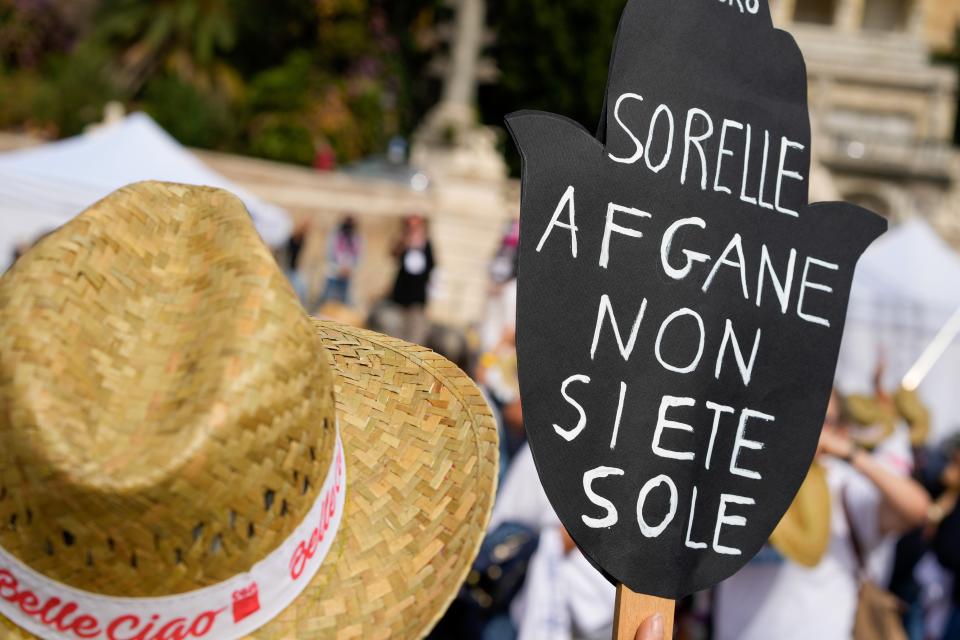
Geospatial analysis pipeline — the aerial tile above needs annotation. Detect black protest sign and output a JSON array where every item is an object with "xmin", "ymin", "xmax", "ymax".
[{"xmin": 506, "ymin": 0, "xmax": 886, "ymax": 599}]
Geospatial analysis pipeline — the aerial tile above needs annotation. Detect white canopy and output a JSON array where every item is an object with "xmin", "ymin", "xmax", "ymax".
[
  {"xmin": 836, "ymin": 219, "xmax": 960, "ymax": 444},
  {"xmin": 0, "ymin": 113, "xmax": 292, "ymax": 272}
]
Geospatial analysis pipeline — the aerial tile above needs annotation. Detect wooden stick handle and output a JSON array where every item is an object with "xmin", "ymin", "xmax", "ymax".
[{"xmin": 612, "ymin": 584, "xmax": 675, "ymax": 640}]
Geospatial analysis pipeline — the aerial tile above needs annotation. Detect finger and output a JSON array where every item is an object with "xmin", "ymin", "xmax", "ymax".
[{"xmin": 635, "ymin": 613, "xmax": 664, "ymax": 640}]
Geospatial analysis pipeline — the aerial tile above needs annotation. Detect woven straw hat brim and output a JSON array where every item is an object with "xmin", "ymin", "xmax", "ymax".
[{"xmin": 1, "ymin": 319, "xmax": 499, "ymax": 640}]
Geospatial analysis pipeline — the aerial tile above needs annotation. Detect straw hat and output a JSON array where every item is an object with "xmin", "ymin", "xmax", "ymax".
[
  {"xmin": 0, "ymin": 182, "xmax": 498, "ymax": 639},
  {"xmin": 768, "ymin": 462, "xmax": 830, "ymax": 568}
]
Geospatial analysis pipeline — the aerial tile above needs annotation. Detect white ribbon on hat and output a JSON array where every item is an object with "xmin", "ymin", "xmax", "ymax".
[{"xmin": 0, "ymin": 425, "xmax": 346, "ymax": 640}]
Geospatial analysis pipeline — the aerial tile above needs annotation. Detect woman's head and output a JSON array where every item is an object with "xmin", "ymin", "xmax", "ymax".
[
  {"xmin": 406, "ymin": 214, "xmax": 426, "ymax": 232},
  {"xmin": 823, "ymin": 388, "xmax": 852, "ymax": 435}
]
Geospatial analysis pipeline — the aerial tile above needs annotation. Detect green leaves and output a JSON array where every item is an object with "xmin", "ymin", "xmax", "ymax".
[{"xmin": 481, "ymin": 0, "xmax": 626, "ymax": 174}]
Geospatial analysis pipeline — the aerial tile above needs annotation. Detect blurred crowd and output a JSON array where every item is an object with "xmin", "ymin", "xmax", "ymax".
[
  {"xmin": 8, "ymin": 214, "xmax": 958, "ymax": 640},
  {"xmin": 275, "ymin": 214, "xmax": 960, "ymax": 640},
  {"xmin": 426, "ymin": 220, "xmax": 959, "ymax": 640}
]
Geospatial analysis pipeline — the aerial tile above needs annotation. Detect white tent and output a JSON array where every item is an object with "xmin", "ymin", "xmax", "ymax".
[
  {"xmin": 836, "ymin": 219, "xmax": 960, "ymax": 444},
  {"xmin": 0, "ymin": 113, "xmax": 291, "ymax": 272}
]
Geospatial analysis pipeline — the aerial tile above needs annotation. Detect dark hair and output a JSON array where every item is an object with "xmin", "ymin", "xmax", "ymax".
[
  {"xmin": 945, "ymin": 433, "xmax": 960, "ymax": 458},
  {"xmin": 833, "ymin": 389, "xmax": 854, "ymax": 427},
  {"xmin": 341, "ymin": 216, "xmax": 357, "ymax": 247}
]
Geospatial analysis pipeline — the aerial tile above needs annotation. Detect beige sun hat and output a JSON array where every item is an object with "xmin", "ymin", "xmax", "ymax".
[{"xmin": 0, "ymin": 182, "xmax": 498, "ymax": 639}]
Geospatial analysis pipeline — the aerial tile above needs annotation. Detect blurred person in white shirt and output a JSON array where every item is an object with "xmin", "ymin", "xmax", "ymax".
[
  {"xmin": 714, "ymin": 389, "xmax": 931, "ymax": 640},
  {"xmin": 490, "ymin": 444, "xmax": 616, "ymax": 640}
]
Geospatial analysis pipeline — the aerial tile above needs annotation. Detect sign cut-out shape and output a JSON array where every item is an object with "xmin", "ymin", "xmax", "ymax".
[{"xmin": 506, "ymin": 0, "xmax": 886, "ymax": 599}]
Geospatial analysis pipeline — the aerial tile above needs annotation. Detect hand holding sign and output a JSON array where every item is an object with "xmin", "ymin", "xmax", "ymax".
[{"xmin": 506, "ymin": 0, "xmax": 885, "ymax": 616}]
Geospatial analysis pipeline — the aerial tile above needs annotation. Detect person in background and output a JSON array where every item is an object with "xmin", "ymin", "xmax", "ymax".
[
  {"xmin": 284, "ymin": 218, "xmax": 310, "ymax": 305},
  {"xmin": 714, "ymin": 388, "xmax": 931, "ymax": 640},
  {"xmin": 932, "ymin": 435, "xmax": 960, "ymax": 639},
  {"xmin": 842, "ymin": 367, "xmax": 932, "ymax": 635},
  {"xmin": 845, "ymin": 358, "xmax": 931, "ymax": 453},
  {"xmin": 313, "ymin": 140, "xmax": 337, "ymax": 171},
  {"xmin": 489, "ymin": 219, "xmax": 519, "ymax": 285},
  {"xmin": 479, "ymin": 219, "xmax": 519, "ymax": 354},
  {"xmin": 475, "ymin": 327, "xmax": 523, "ymax": 486},
  {"xmin": 319, "ymin": 215, "xmax": 361, "ymax": 306},
  {"xmin": 476, "ymin": 220, "xmax": 522, "ymax": 479},
  {"xmin": 890, "ymin": 433, "xmax": 958, "ymax": 640},
  {"xmin": 492, "ymin": 443, "xmax": 616, "ymax": 640},
  {"xmin": 389, "ymin": 214, "xmax": 434, "ymax": 345}
]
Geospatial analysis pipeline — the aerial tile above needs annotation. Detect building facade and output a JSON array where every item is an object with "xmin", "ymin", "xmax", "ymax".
[{"xmin": 772, "ymin": 0, "xmax": 960, "ymax": 244}]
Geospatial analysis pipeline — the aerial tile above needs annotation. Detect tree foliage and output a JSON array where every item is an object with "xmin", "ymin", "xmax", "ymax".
[
  {"xmin": 0, "ymin": 0, "xmax": 442, "ymax": 165},
  {"xmin": 480, "ymin": 0, "xmax": 625, "ymax": 172},
  {"xmin": 93, "ymin": 0, "xmax": 240, "ymax": 95},
  {"xmin": 0, "ymin": 0, "xmax": 629, "ymax": 170}
]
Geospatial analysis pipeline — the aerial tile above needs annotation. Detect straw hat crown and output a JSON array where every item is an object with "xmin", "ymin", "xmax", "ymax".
[{"xmin": 0, "ymin": 182, "xmax": 336, "ymax": 598}]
